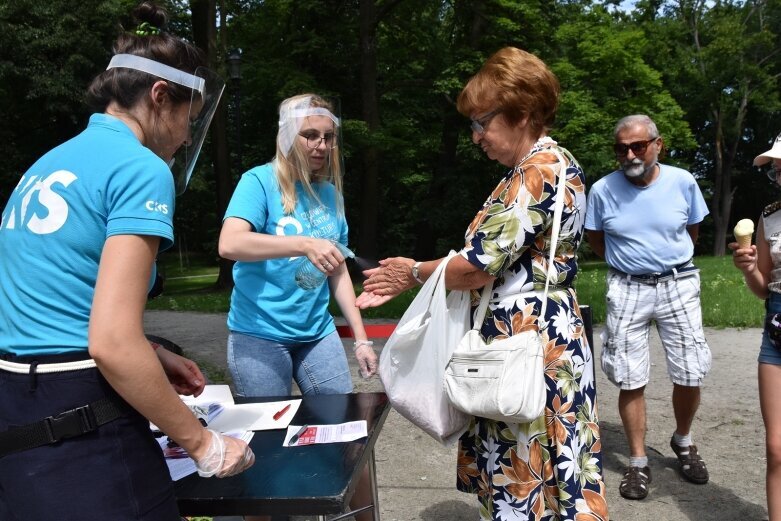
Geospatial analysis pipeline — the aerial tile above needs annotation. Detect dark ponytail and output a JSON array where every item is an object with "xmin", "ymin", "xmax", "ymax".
[{"xmin": 86, "ymin": 2, "xmax": 205, "ymax": 112}]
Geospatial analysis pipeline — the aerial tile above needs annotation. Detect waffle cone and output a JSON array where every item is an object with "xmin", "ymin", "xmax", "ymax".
[{"xmin": 735, "ymin": 234, "xmax": 752, "ymax": 248}]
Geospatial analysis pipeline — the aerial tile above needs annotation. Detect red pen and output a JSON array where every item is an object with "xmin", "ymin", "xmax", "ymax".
[{"xmin": 273, "ymin": 404, "xmax": 291, "ymax": 421}]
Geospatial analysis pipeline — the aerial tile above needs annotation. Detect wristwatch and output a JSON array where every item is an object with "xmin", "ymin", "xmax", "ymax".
[{"xmin": 411, "ymin": 262, "xmax": 423, "ymax": 284}]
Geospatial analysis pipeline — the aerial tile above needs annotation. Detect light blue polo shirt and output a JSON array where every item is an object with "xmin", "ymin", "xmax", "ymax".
[
  {"xmin": 0, "ymin": 114, "xmax": 175, "ymax": 355},
  {"xmin": 225, "ymin": 162, "xmax": 348, "ymax": 343},
  {"xmin": 585, "ymin": 164, "xmax": 709, "ymax": 275}
]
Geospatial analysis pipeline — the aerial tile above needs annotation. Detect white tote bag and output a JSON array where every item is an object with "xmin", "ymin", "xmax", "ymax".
[
  {"xmin": 444, "ymin": 149, "xmax": 568, "ymax": 423},
  {"xmin": 379, "ymin": 251, "xmax": 471, "ymax": 445}
]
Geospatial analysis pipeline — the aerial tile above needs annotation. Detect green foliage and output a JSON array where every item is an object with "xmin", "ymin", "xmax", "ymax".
[
  {"xmin": 0, "ymin": 0, "xmax": 134, "ymax": 201},
  {"xmin": 552, "ymin": 5, "xmax": 695, "ymax": 182},
  {"xmin": 2, "ymin": 0, "xmax": 781, "ymax": 264},
  {"xmin": 149, "ymin": 251, "xmax": 766, "ymax": 329}
]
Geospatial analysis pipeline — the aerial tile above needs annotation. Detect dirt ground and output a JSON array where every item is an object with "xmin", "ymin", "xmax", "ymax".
[{"xmin": 145, "ymin": 311, "xmax": 769, "ymax": 521}]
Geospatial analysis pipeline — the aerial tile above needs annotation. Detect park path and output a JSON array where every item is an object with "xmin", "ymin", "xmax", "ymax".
[{"xmin": 145, "ymin": 310, "xmax": 769, "ymax": 521}]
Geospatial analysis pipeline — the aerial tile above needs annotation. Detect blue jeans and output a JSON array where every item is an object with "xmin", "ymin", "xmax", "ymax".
[
  {"xmin": 227, "ymin": 330, "xmax": 353, "ymax": 397},
  {"xmin": 760, "ymin": 292, "xmax": 781, "ymax": 365}
]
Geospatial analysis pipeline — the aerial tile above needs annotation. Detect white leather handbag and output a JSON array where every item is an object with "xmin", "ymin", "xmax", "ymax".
[{"xmin": 443, "ymin": 149, "xmax": 568, "ymax": 423}]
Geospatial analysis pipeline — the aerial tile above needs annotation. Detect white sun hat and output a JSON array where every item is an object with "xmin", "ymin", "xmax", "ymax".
[{"xmin": 754, "ymin": 132, "xmax": 781, "ymax": 166}]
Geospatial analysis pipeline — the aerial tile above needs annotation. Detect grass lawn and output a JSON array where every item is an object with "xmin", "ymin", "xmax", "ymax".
[{"xmin": 147, "ymin": 252, "xmax": 765, "ymax": 328}]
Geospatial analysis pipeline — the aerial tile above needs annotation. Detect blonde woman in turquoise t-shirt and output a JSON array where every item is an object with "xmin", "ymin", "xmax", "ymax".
[{"xmin": 219, "ymin": 93, "xmax": 377, "ymax": 521}]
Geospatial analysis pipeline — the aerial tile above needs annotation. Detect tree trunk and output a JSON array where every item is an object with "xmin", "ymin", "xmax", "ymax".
[
  {"xmin": 414, "ymin": 0, "xmax": 485, "ymax": 260},
  {"xmin": 357, "ymin": 0, "xmax": 381, "ymax": 259},
  {"xmin": 191, "ymin": 0, "xmax": 234, "ymax": 288},
  {"xmin": 709, "ymin": 86, "xmax": 750, "ymax": 257}
]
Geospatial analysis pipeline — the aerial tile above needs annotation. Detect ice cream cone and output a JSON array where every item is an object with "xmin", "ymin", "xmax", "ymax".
[
  {"xmin": 735, "ymin": 234, "xmax": 752, "ymax": 248},
  {"xmin": 733, "ymin": 219, "xmax": 755, "ymax": 249}
]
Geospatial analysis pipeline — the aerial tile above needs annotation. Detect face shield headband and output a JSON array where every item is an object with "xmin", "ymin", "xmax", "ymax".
[
  {"xmin": 277, "ymin": 100, "xmax": 341, "ymax": 159},
  {"xmin": 106, "ymin": 54, "xmax": 225, "ymax": 194}
]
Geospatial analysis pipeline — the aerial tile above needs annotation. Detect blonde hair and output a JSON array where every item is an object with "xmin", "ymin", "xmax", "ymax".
[
  {"xmin": 274, "ymin": 93, "xmax": 344, "ymax": 215},
  {"xmin": 456, "ymin": 47, "xmax": 559, "ymax": 136}
]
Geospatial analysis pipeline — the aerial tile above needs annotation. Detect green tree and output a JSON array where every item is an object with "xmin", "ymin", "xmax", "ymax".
[
  {"xmin": 651, "ymin": 0, "xmax": 781, "ymax": 255},
  {"xmin": 552, "ymin": 4, "xmax": 695, "ymax": 186},
  {"xmin": 0, "ymin": 0, "xmax": 134, "ymax": 202}
]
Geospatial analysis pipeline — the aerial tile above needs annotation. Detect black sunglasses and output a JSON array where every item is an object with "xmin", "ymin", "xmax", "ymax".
[{"xmin": 613, "ymin": 138, "xmax": 659, "ymax": 157}]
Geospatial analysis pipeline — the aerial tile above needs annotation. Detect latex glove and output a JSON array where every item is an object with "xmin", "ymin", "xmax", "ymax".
[
  {"xmin": 194, "ymin": 429, "xmax": 255, "ymax": 478},
  {"xmin": 354, "ymin": 342, "xmax": 378, "ymax": 379},
  {"xmin": 155, "ymin": 347, "xmax": 206, "ymax": 397}
]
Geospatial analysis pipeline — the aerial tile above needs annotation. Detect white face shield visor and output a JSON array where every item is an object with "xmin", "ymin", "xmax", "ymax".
[
  {"xmin": 277, "ymin": 96, "xmax": 341, "ymax": 161},
  {"xmin": 107, "ymin": 54, "xmax": 225, "ymax": 194}
]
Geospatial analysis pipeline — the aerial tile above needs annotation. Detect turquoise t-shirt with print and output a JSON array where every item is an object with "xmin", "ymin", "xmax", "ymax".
[
  {"xmin": 0, "ymin": 114, "xmax": 175, "ymax": 355},
  {"xmin": 225, "ymin": 162, "xmax": 348, "ymax": 342}
]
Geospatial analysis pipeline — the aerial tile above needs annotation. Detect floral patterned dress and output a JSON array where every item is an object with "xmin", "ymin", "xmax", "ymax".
[{"xmin": 456, "ymin": 138, "xmax": 608, "ymax": 521}]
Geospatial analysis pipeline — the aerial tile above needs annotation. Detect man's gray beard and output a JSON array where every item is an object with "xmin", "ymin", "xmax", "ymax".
[{"xmin": 623, "ymin": 161, "xmax": 646, "ymax": 178}]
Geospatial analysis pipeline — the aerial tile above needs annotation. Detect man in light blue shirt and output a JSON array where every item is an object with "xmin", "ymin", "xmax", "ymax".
[{"xmin": 585, "ymin": 114, "xmax": 711, "ymax": 500}]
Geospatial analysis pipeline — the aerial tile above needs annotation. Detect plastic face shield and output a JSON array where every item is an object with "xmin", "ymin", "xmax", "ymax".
[
  {"xmin": 106, "ymin": 54, "xmax": 225, "ymax": 194},
  {"xmin": 277, "ymin": 96, "xmax": 341, "ymax": 161}
]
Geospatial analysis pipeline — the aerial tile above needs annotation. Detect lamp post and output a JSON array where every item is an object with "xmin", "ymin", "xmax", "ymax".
[{"xmin": 226, "ymin": 49, "xmax": 242, "ymax": 173}]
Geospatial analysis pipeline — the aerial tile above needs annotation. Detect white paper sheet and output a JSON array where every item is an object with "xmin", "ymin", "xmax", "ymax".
[
  {"xmin": 207, "ymin": 399, "xmax": 302, "ymax": 432},
  {"xmin": 180, "ymin": 384, "xmax": 234, "ymax": 407},
  {"xmin": 283, "ymin": 421, "xmax": 368, "ymax": 447},
  {"xmin": 151, "ymin": 385, "xmax": 300, "ymax": 432}
]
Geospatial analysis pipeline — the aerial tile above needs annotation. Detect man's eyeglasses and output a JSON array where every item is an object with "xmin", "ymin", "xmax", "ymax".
[
  {"xmin": 766, "ymin": 165, "xmax": 781, "ymax": 182},
  {"xmin": 470, "ymin": 110, "xmax": 500, "ymax": 135},
  {"xmin": 614, "ymin": 138, "xmax": 659, "ymax": 157},
  {"xmin": 299, "ymin": 132, "xmax": 338, "ymax": 149}
]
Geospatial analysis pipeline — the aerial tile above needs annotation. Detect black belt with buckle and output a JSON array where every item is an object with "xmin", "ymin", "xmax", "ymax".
[
  {"xmin": 614, "ymin": 260, "xmax": 698, "ymax": 284},
  {"xmin": 0, "ymin": 397, "xmax": 129, "ymax": 458}
]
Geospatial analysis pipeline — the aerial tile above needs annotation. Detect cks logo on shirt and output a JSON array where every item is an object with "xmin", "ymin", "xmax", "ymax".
[
  {"xmin": 1, "ymin": 171, "xmax": 77, "ymax": 234},
  {"xmin": 145, "ymin": 200, "xmax": 169, "ymax": 214}
]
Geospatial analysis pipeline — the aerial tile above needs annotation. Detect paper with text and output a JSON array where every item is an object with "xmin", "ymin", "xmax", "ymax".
[{"xmin": 283, "ymin": 421, "xmax": 368, "ymax": 447}]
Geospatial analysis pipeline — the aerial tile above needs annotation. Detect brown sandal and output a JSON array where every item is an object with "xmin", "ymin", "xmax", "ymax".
[
  {"xmin": 619, "ymin": 465, "xmax": 651, "ymax": 500},
  {"xmin": 670, "ymin": 437, "xmax": 709, "ymax": 484}
]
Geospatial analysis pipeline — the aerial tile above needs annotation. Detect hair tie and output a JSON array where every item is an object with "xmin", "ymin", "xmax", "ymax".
[{"xmin": 134, "ymin": 22, "xmax": 161, "ymax": 36}]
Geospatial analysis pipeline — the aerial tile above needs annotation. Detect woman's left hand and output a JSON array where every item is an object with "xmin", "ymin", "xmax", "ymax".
[
  {"xmin": 155, "ymin": 347, "xmax": 206, "ymax": 397},
  {"xmin": 728, "ymin": 241, "xmax": 758, "ymax": 274},
  {"xmin": 355, "ymin": 290, "xmax": 394, "ymax": 309},
  {"xmin": 354, "ymin": 343, "xmax": 379, "ymax": 378}
]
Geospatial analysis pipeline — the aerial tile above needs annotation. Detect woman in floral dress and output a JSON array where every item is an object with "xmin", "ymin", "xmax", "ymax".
[{"xmin": 356, "ymin": 46, "xmax": 607, "ymax": 521}]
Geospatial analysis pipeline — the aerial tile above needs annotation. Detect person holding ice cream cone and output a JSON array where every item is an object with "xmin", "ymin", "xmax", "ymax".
[{"xmin": 730, "ymin": 132, "xmax": 781, "ymax": 521}]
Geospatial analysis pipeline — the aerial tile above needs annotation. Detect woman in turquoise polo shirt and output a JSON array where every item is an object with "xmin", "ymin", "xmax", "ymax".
[{"xmin": 0, "ymin": 3, "xmax": 253, "ymax": 519}]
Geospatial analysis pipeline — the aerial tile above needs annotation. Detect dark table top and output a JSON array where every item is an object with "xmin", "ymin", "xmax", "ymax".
[{"xmin": 175, "ymin": 392, "xmax": 390, "ymax": 517}]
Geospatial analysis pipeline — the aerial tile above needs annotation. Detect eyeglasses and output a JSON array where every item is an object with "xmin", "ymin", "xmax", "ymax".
[
  {"xmin": 299, "ymin": 131, "xmax": 337, "ymax": 149},
  {"xmin": 766, "ymin": 165, "xmax": 781, "ymax": 182},
  {"xmin": 470, "ymin": 110, "xmax": 500, "ymax": 135},
  {"xmin": 613, "ymin": 138, "xmax": 659, "ymax": 157}
]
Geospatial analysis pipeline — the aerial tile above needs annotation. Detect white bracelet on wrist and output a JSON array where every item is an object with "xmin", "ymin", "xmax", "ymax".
[{"xmin": 353, "ymin": 340, "xmax": 374, "ymax": 352}]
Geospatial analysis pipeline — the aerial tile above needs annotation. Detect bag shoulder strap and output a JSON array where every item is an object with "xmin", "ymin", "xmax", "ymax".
[{"xmin": 473, "ymin": 148, "xmax": 569, "ymax": 329}]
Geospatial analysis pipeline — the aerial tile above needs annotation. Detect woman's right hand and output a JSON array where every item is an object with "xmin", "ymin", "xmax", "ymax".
[
  {"xmin": 191, "ymin": 429, "xmax": 255, "ymax": 478},
  {"xmin": 304, "ymin": 237, "xmax": 345, "ymax": 274},
  {"xmin": 728, "ymin": 241, "xmax": 758, "ymax": 274},
  {"xmin": 355, "ymin": 257, "xmax": 417, "ymax": 309}
]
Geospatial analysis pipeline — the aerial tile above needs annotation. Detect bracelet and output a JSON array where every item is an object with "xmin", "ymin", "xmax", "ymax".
[
  {"xmin": 411, "ymin": 261, "xmax": 423, "ymax": 284},
  {"xmin": 353, "ymin": 340, "xmax": 374, "ymax": 352}
]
